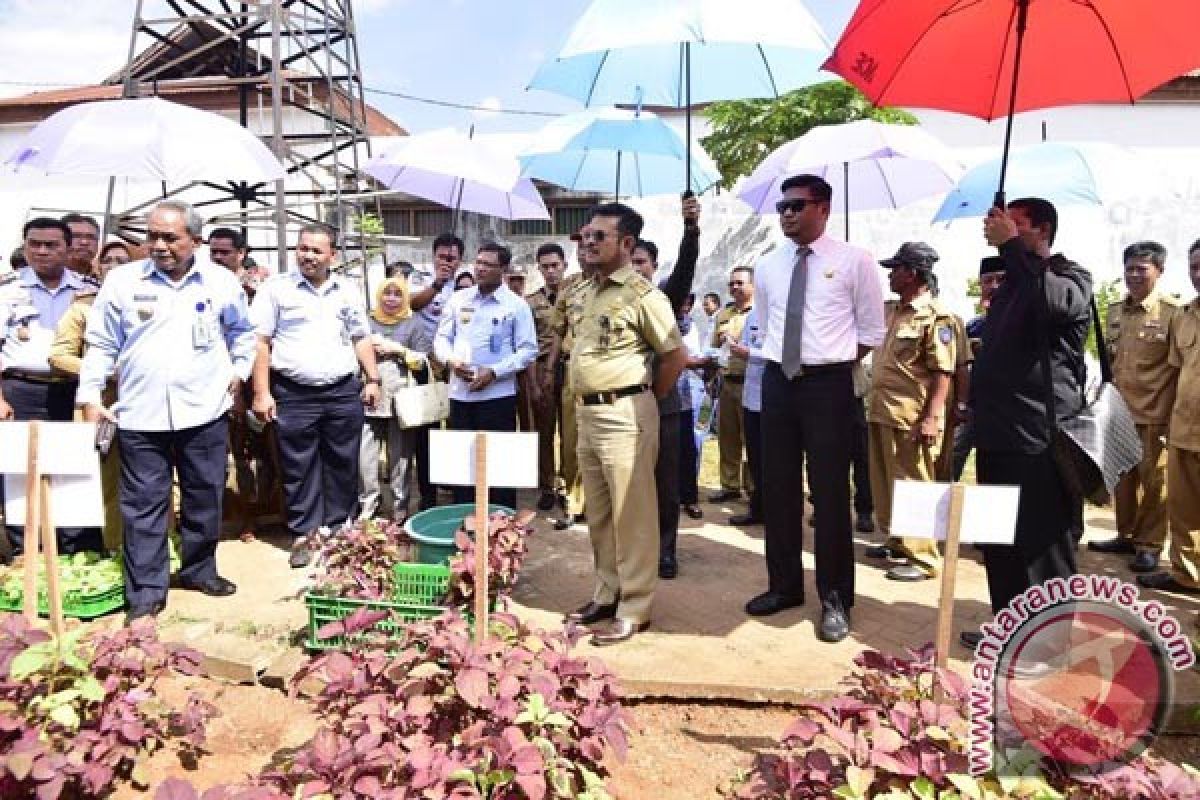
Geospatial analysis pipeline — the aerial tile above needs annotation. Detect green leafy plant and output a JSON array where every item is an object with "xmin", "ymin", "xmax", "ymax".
[
  {"xmin": 702, "ymin": 80, "xmax": 917, "ymax": 188},
  {"xmin": 0, "ymin": 614, "xmax": 216, "ymax": 799}
]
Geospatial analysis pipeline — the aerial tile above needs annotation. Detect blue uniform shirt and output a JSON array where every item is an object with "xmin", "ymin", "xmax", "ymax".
[
  {"xmin": 433, "ymin": 284, "xmax": 537, "ymax": 403},
  {"xmin": 1, "ymin": 267, "xmax": 87, "ymax": 375},
  {"xmin": 77, "ymin": 257, "xmax": 256, "ymax": 432},
  {"xmin": 250, "ymin": 272, "xmax": 369, "ymax": 386}
]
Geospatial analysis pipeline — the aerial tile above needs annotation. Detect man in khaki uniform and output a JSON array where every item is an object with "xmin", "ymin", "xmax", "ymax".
[
  {"xmin": 1089, "ymin": 241, "xmax": 1181, "ymax": 572},
  {"xmin": 507, "ymin": 262, "xmax": 557, "ymax": 508},
  {"xmin": 707, "ymin": 267, "xmax": 754, "ymax": 504},
  {"xmin": 548, "ymin": 245, "xmax": 594, "ymax": 529},
  {"xmin": 1138, "ymin": 241, "xmax": 1200, "ymax": 596},
  {"xmin": 864, "ymin": 243, "xmax": 956, "ymax": 581},
  {"xmin": 565, "ymin": 202, "xmax": 686, "ymax": 645},
  {"xmin": 534, "ymin": 243, "xmax": 568, "ymax": 511}
]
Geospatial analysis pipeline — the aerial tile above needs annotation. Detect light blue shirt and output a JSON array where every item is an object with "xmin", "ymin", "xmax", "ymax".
[
  {"xmin": 741, "ymin": 306, "xmax": 765, "ymax": 413},
  {"xmin": 78, "ymin": 257, "xmax": 256, "ymax": 432},
  {"xmin": 250, "ymin": 272, "xmax": 369, "ymax": 386},
  {"xmin": 433, "ymin": 284, "xmax": 537, "ymax": 403},
  {"xmin": 1, "ymin": 267, "xmax": 87, "ymax": 375}
]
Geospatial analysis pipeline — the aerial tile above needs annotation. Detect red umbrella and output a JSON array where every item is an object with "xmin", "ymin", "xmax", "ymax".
[{"xmin": 824, "ymin": 0, "xmax": 1200, "ymax": 205}]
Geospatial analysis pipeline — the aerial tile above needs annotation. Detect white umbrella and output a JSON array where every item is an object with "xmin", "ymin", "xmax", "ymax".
[
  {"xmin": 2, "ymin": 97, "xmax": 286, "ymax": 184},
  {"xmin": 735, "ymin": 119, "xmax": 962, "ymax": 237},
  {"xmin": 365, "ymin": 129, "xmax": 550, "ymax": 222}
]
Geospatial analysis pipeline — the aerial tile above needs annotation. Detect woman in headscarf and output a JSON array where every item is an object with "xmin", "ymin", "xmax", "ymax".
[{"xmin": 358, "ymin": 275, "xmax": 431, "ymax": 523}]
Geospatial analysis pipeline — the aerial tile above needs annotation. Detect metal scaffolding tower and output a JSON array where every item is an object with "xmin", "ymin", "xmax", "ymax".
[{"xmin": 110, "ymin": 0, "xmax": 381, "ymax": 272}]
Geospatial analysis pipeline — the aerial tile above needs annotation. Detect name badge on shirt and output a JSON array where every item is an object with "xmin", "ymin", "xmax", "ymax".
[
  {"xmin": 192, "ymin": 302, "xmax": 216, "ymax": 349},
  {"xmin": 460, "ymin": 306, "xmax": 476, "ymax": 328},
  {"xmin": 489, "ymin": 317, "xmax": 504, "ymax": 353}
]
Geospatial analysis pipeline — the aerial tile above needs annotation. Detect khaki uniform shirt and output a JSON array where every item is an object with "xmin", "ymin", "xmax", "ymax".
[
  {"xmin": 551, "ymin": 272, "xmax": 590, "ymax": 356},
  {"xmin": 568, "ymin": 265, "xmax": 682, "ymax": 395},
  {"xmin": 711, "ymin": 304, "xmax": 752, "ymax": 376},
  {"xmin": 47, "ymin": 290, "xmax": 97, "ymax": 376},
  {"xmin": 868, "ymin": 292, "xmax": 957, "ymax": 430},
  {"xmin": 1167, "ymin": 300, "xmax": 1200, "ymax": 451},
  {"xmin": 1108, "ymin": 290, "xmax": 1181, "ymax": 425},
  {"xmin": 526, "ymin": 288, "xmax": 555, "ymax": 359}
]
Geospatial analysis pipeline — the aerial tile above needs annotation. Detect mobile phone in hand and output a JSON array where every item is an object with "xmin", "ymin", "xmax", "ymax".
[{"xmin": 95, "ymin": 417, "xmax": 117, "ymax": 457}]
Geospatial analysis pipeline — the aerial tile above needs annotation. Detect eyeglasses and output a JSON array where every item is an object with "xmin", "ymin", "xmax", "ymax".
[
  {"xmin": 728, "ymin": 280, "xmax": 745, "ymax": 288},
  {"xmin": 775, "ymin": 198, "xmax": 813, "ymax": 215},
  {"xmin": 579, "ymin": 230, "xmax": 609, "ymax": 243},
  {"xmin": 475, "ymin": 259, "xmax": 501, "ymax": 269}
]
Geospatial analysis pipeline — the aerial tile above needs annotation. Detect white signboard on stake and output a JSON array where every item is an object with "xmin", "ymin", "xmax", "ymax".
[
  {"xmin": 890, "ymin": 481, "xmax": 1019, "ymax": 545},
  {"xmin": 429, "ymin": 430, "xmax": 538, "ymax": 488},
  {"xmin": 0, "ymin": 422, "xmax": 104, "ymax": 527}
]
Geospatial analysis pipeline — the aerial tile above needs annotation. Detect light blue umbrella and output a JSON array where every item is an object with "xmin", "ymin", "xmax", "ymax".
[
  {"xmin": 932, "ymin": 142, "xmax": 1152, "ymax": 222},
  {"xmin": 528, "ymin": 0, "xmax": 833, "ymax": 189},
  {"xmin": 518, "ymin": 107, "xmax": 721, "ymax": 197}
]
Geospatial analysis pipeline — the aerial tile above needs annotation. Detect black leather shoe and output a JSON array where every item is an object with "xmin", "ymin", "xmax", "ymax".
[
  {"xmin": 708, "ymin": 489, "xmax": 741, "ymax": 503},
  {"xmin": 886, "ymin": 564, "xmax": 932, "ymax": 582},
  {"xmin": 565, "ymin": 601, "xmax": 618, "ymax": 625},
  {"xmin": 553, "ymin": 513, "xmax": 584, "ymax": 531},
  {"xmin": 682, "ymin": 504, "xmax": 704, "ymax": 519},
  {"xmin": 855, "ymin": 513, "xmax": 875, "ymax": 533},
  {"xmin": 125, "ymin": 600, "xmax": 166, "ymax": 626},
  {"xmin": 960, "ymin": 631, "xmax": 983, "ymax": 649},
  {"xmin": 1137, "ymin": 572, "xmax": 1200, "ymax": 594},
  {"xmin": 289, "ymin": 543, "xmax": 312, "ymax": 568},
  {"xmin": 173, "ymin": 575, "xmax": 237, "ymax": 597},
  {"xmin": 658, "ymin": 557, "xmax": 678, "ymax": 580},
  {"xmin": 1087, "ymin": 537, "xmax": 1136, "ymax": 555},
  {"xmin": 817, "ymin": 593, "xmax": 850, "ymax": 643},
  {"xmin": 536, "ymin": 492, "xmax": 557, "ymax": 511},
  {"xmin": 729, "ymin": 513, "xmax": 762, "ymax": 526},
  {"xmin": 864, "ymin": 544, "xmax": 895, "ymax": 559},
  {"xmin": 744, "ymin": 591, "xmax": 804, "ymax": 616},
  {"xmin": 590, "ymin": 618, "xmax": 649, "ymax": 646},
  {"xmin": 1130, "ymin": 551, "xmax": 1159, "ymax": 573}
]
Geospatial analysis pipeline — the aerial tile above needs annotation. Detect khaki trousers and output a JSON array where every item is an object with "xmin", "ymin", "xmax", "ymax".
[
  {"xmin": 559, "ymin": 378, "xmax": 585, "ymax": 516},
  {"xmin": 577, "ymin": 391, "xmax": 660, "ymax": 624},
  {"xmin": 868, "ymin": 421, "xmax": 942, "ymax": 576},
  {"xmin": 717, "ymin": 376, "xmax": 751, "ymax": 493},
  {"xmin": 1166, "ymin": 446, "xmax": 1200, "ymax": 588},
  {"xmin": 1114, "ymin": 424, "xmax": 1168, "ymax": 552},
  {"xmin": 535, "ymin": 368, "xmax": 558, "ymax": 496}
]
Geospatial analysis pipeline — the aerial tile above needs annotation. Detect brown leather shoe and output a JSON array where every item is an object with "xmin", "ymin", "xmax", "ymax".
[
  {"xmin": 565, "ymin": 600, "xmax": 618, "ymax": 625},
  {"xmin": 589, "ymin": 618, "xmax": 649, "ymax": 646}
]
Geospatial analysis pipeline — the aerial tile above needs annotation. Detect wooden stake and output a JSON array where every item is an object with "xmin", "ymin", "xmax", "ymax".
[
  {"xmin": 473, "ymin": 432, "xmax": 489, "ymax": 643},
  {"xmin": 935, "ymin": 483, "xmax": 967, "ymax": 675},
  {"xmin": 39, "ymin": 474, "xmax": 64, "ymax": 637},
  {"xmin": 21, "ymin": 422, "xmax": 42, "ymax": 623}
]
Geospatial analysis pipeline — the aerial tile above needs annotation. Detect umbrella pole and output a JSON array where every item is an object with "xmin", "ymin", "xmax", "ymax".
[
  {"xmin": 995, "ymin": 0, "xmax": 1031, "ymax": 209},
  {"xmin": 684, "ymin": 41, "xmax": 692, "ymax": 194},
  {"xmin": 843, "ymin": 161, "xmax": 850, "ymax": 241},
  {"xmin": 615, "ymin": 151, "xmax": 622, "ymax": 199}
]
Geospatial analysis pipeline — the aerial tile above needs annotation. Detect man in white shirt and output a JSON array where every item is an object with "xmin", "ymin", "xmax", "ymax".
[
  {"xmin": 747, "ymin": 174, "xmax": 886, "ymax": 643},
  {"xmin": 434, "ymin": 242, "xmax": 537, "ymax": 509}
]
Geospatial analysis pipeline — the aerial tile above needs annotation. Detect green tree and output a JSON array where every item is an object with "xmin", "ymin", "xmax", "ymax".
[{"xmin": 701, "ymin": 80, "xmax": 917, "ymax": 188}]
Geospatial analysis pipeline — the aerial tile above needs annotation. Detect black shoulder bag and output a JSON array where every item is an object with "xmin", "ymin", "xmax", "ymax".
[{"xmin": 1039, "ymin": 280, "xmax": 1142, "ymax": 505}]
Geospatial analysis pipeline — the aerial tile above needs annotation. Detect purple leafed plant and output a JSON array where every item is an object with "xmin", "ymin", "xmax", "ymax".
[
  {"xmin": 309, "ymin": 518, "xmax": 415, "ymax": 600},
  {"xmin": 446, "ymin": 510, "xmax": 536, "ymax": 607},
  {"xmin": 0, "ymin": 614, "xmax": 216, "ymax": 799},
  {"xmin": 262, "ymin": 609, "xmax": 628, "ymax": 799}
]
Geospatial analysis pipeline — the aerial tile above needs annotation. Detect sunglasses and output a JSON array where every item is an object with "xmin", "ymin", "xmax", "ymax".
[
  {"xmin": 579, "ymin": 231, "xmax": 610, "ymax": 243},
  {"xmin": 775, "ymin": 198, "xmax": 814, "ymax": 215}
]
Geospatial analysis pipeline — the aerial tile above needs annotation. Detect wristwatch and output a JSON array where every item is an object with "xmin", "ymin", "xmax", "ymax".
[
  {"xmin": 364, "ymin": 377, "xmax": 381, "ymax": 386},
  {"xmin": 956, "ymin": 401, "xmax": 969, "ymax": 413}
]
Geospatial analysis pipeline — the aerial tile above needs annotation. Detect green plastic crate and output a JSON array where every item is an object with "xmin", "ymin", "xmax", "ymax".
[
  {"xmin": 0, "ymin": 583, "xmax": 125, "ymax": 620},
  {"xmin": 305, "ymin": 562, "xmax": 455, "ymax": 651}
]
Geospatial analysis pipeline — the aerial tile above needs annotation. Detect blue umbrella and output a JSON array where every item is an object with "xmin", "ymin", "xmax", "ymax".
[
  {"xmin": 518, "ymin": 107, "xmax": 721, "ymax": 197},
  {"xmin": 932, "ymin": 142, "xmax": 1151, "ymax": 222},
  {"xmin": 528, "ymin": 0, "xmax": 833, "ymax": 190}
]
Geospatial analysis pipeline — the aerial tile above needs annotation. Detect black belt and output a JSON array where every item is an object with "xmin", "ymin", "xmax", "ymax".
[
  {"xmin": 2, "ymin": 370, "xmax": 77, "ymax": 386},
  {"xmin": 269, "ymin": 370, "xmax": 355, "ymax": 390},
  {"xmin": 578, "ymin": 384, "xmax": 649, "ymax": 406},
  {"xmin": 723, "ymin": 374, "xmax": 745, "ymax": 384},
  {"xmin": 768, "ymin": 360, "xmax": 854, "ymax": 376}
]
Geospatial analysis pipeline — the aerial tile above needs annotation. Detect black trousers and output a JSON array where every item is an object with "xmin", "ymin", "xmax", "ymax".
[
  {"xmin": 850, "ymin": 398, "xmax": 873, "ymax": 516},
  {"xmin": 678, "ymin": 411, "xmax": 699, "ymax": 506},
  {"xmin": 3, "ymin": 376, "xmax": 102, "ymax": 556},
  {"xmin": 978, "ymin": 448, "xmax": 1078, "ymax": 613},
  {"xmin": 119, "ymin": 416, "xmax": 226, "ymax": 608},
  {"xmin": 656, "ymin": 410, "xmax": 683, "ymax": 561},
  {"xmin": 743, "ymin": 408, "xmax": 763, "ymax": 519},
  {"xmin": 272, "ymin": 373, "xmax": 364, "ymax": 537},
  {"xmin": 448, "ymin": 395, "xmax": 517, "ymax": 509},
  {"xmin": 761, "ymin": 362, "xmax": 855, "ymax": 607}
]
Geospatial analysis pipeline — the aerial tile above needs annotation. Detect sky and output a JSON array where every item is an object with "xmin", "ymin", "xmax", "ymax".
[{"xmin": 0, "ymin": 0, "xmax": 855, "ymax": 134}]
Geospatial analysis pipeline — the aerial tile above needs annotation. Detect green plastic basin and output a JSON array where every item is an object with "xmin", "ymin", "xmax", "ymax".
[{"xmin": 403, "ymin": 503, "xmax": 514, "ymax": 565}]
